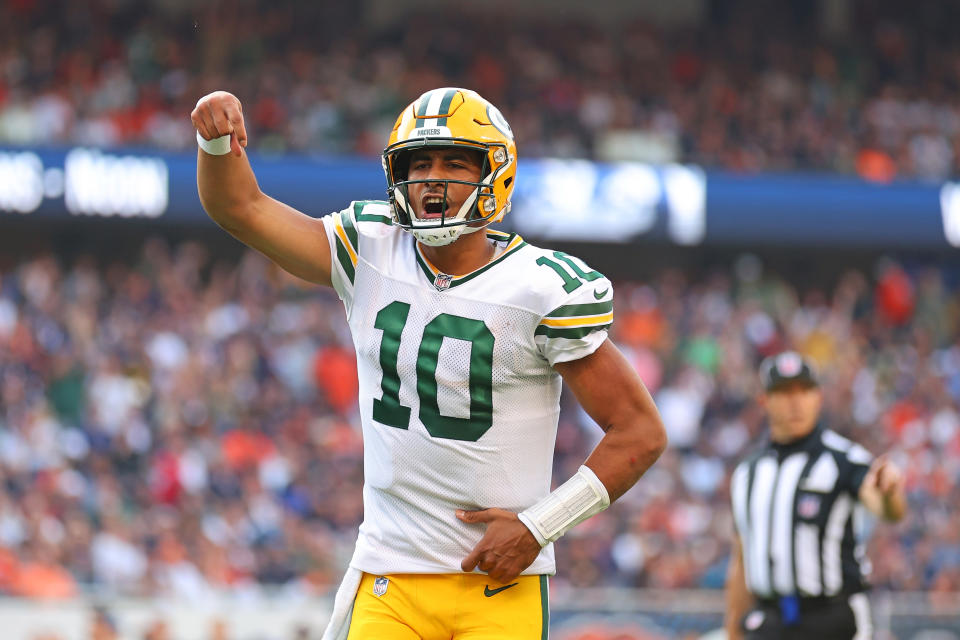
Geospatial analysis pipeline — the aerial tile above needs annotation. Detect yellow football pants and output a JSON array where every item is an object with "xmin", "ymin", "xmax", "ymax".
[{"xmin": 347, "ymin": 572, "xmax": 549, "ymax": 640}]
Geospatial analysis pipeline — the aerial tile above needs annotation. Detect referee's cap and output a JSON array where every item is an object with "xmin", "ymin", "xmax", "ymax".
[{"xmin": 759, "ymin": 351, "xmax": 819, "ymax": 391}]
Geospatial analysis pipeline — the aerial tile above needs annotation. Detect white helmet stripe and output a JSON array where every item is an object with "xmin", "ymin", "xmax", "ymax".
[{"xmin": 420, "ymin": 89, "xmax": 449, "ymax": 128}]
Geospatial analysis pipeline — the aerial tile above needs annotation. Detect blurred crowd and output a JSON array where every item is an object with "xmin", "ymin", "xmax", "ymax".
[
  {"xmin": 0, "ymin": 236, "xmax": 958, "ymax": 607},
  {"xmin": 3, "ymin": 0, "xmax": 960, "ymax": 180}
]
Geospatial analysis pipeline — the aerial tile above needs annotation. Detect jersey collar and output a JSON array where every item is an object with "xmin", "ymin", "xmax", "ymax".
[{"xmin": 414, "ymin": 230, "xmax": 527, "ymax": 290}]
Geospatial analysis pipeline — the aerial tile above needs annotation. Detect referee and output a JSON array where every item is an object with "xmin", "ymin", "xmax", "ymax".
[{"xmin": 724, "ymin": 352, "xmax": 907, "ymax": 640}]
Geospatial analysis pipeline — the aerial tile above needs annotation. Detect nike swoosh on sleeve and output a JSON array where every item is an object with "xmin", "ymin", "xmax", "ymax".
[{"xmin": 593, "ymin": 288, "xmax": 609, "ymax": 299}]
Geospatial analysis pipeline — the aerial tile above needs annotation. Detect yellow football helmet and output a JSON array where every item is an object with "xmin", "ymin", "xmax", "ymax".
[{"xmin": 383, "ymin": 88, "xmax": 517, "ymax": 246}]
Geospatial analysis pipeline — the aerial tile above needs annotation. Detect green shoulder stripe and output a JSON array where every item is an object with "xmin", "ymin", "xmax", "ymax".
[
  {"xmin": 334, "ymin": 236, "xmax": 356, "ymax": 285},
  {"xmin": 545, "ymin": 301, "xmax": 613, "ymax": 318},
  {"xmin": 353, "ymin": 200, "xmax": 393, "ymax": 225},
  {"xmin": 352, "ymin": 200, "xmax": 389, "ymax": 217},
  {"xmin": 341, "ymin": 209, "xmax": 359, "ymax": 252},
  {"xmin": 356, "ymin": 213, "xmax": 393, "ymax": 224},
  {"xmin": 534, "ymin": 323, "xmax": 612, "ymax": 339}
]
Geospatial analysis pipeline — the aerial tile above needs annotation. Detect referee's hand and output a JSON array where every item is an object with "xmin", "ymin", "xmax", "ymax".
[
  {"xmin": 868, "ymin": 456, "xmax": 904, "ymax": 496},
  {"xmin": 191, "ymin": 91, "xmax": 248, "ymax": 157}
]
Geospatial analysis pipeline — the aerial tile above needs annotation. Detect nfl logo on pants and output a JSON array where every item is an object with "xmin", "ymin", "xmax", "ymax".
[{"xmin": 373, "ymin": 576, "xmax": 389, "ymax": 597}]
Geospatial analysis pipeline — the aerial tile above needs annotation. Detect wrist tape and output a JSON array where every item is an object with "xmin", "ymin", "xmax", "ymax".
[
  {"xmin": 196, "ymin": 131, "xmax": 232, "ymax": 156},
  {"xmin": 518, "ymin": 465, "xmax": 610, "ymax": 547}
]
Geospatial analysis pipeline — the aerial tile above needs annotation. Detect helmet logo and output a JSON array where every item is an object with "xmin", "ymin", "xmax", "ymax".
[{"xmin": 486, "ymin": 104, "xmax": 513, "ymax": 140}]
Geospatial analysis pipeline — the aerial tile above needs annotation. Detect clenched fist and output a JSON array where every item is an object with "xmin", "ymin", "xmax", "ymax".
[{"xmin": 191, "ymin": 91, "xmax": 248, "ymax": 157}]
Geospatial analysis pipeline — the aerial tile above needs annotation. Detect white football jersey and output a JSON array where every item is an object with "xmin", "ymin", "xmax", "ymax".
[{"xmin": 320, "ymin": 201, "xmax": 614, "ymax": 576}]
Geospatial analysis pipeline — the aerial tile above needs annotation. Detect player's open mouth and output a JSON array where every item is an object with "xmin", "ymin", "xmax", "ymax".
[{"xmin": 420, "ymin": 194, "xmax": 449, "ymax": 219}]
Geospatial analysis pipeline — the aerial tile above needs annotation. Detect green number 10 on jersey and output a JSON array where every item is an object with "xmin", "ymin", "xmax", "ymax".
[{"xmin": 373, "ymin": 301, "xmax": 495, "ymax": 442}]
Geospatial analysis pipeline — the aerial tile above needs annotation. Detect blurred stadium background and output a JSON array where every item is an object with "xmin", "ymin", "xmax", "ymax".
[{"xmin": 1, "ymin": 0, "xmax": 960, "ymax": 638}]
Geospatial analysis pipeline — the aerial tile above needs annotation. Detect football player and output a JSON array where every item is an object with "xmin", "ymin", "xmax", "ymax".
[{"xmin": 192, "ymin": 87, "xmax": 666, "ymax": 640}]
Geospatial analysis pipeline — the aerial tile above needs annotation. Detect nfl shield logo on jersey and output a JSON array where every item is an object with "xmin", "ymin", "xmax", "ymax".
[
  {"xmin": 373, "ymin": 576, "xmax": 389, "ymax": 597},
  {"xmin": 798, "ymin": 494, "xmax": 821, "ymax": 518},
  {"xmin": 434, "ymin": 272, "xmax": 453, "ymax": 291}
]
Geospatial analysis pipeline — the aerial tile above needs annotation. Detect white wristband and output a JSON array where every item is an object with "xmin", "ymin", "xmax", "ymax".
[
  {"xmin": 518, "ymin": 465, "xmax": 610, "ymax": 547},
  {"xmin": 196, "ymin": 131, "xmax": 232, "ymax": 156}
]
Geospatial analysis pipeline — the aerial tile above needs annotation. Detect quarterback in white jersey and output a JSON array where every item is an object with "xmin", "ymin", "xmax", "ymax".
[
  {"xmin": 322, "ymin": 200, "xmax": 614, "ymax": 576},
  {"xmin": 194, "ymin": 87, "xmax": 666, "ymax": 640}
]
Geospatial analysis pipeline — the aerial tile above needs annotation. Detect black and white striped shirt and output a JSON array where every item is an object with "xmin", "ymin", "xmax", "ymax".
[{"xmin": 731, "ymin": 424, "xmax": 874, "ymax": 598}]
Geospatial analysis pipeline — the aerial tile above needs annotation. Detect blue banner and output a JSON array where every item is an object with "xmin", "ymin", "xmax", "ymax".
[{"xmin": 1, "ymin": 145, "xmax": 957, "ymax": 249}]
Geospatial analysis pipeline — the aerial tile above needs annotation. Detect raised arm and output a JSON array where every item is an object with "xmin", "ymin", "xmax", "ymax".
[{"xmin": 192, "ymin": 91, "xmax": 334, "ymax": 286}]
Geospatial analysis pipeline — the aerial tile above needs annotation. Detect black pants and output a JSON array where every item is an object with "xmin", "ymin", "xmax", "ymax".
[{"xmin": 743, "ymin": 593, "xmax": 872, "ymax": 640}]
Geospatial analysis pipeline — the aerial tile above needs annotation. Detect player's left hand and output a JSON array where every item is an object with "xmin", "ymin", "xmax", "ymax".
[{"xmin": 458, "ymin": 508, "xmax": 542, "ymax": 584}]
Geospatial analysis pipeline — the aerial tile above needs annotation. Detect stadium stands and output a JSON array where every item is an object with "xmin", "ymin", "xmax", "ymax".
[
  {"xmin": 0, "ymin": 242, "xmax": 956, "ymax": 599},
  {"xmin": 1, "ymin": 1, "xmax": 959, "ymax": 637},
  {"xmin": 3, "ymin": 1, "xmax": 960, "ymax": 179}
]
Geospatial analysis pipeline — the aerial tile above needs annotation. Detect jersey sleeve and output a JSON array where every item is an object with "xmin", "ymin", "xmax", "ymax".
[
  {"xmin": 534, "ymin": 260, "xmax": 613, "ymax": 366},
  {"xmin": 320, "ymin": 205, "xmax": 360, "ymax": 312},
  {"xmin": 321, "ymin": 200, "xmax": 394, "ymax": 315},
  {"xmin": 842, "ymin": 442, "xmax": 874, "ymax": 496}
]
